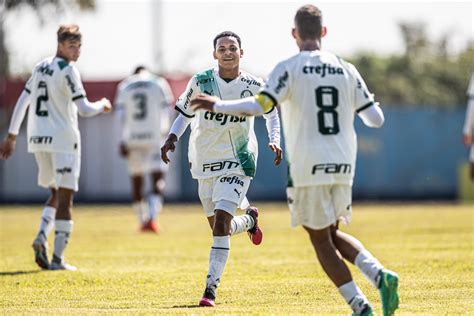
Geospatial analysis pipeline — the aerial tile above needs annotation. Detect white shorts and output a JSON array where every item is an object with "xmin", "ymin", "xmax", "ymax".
[
  {"xmin": 470, "ymin": 145, "xmax": 474, "ymax": 162},
  {"xmin": 198, "ymin": 174, "xmax": 251, "ymax": 217},
  {"xmin": 127, "ymin": 147, "xmax": 167, "ymax": 176},
  {"xmin": 34, "ymin": 152, "xmax": 81, "ymax": 191},
  {"xmin": 287, "ymin": 184, "xmax": 352, "ymax": 230}
]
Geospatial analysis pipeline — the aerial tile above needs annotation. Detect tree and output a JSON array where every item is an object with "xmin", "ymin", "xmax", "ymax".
[
  {"xmin": 0, "ymin": 0, "xmax": 95, "ymax": 128},
  {"xmin": 1, "ymin": 0, "xmax": 95, "ymax": 78},
  {"xmin": 351, "ymin": 22, "xmax": 473, "ymax": 108}
]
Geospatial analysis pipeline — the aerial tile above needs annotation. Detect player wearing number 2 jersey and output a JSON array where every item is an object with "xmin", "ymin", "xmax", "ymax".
[
  {"xmin": 191, "ymin": 6, "xmax": 399, "ymax": 316},
  {"xmin": 0, "ymin": 25, "xmax": 111, "ymax": 271},
  {"xmin": 114, "ymin": 66, "xmax": 174, "ymax": 232}
]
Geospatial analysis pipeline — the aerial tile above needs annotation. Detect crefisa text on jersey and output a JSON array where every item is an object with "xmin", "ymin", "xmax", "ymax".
[
  {"xmin": 182, "ymin": 88, "xmax": 194, "ymax": 109},
  {"xmin": 303, "ymin": 64, "xmax": 344, "ymax": 77},
  {"xmin": 240, "ymin": 77, "xmax": 261, "ymax": 86},
  {"xmin": 204, "ymin": 111, "xmax": 246, "ymax": 125},
  {"xmin": 312, "ymin": 163, "xmax": 352, "ymax": 175}
]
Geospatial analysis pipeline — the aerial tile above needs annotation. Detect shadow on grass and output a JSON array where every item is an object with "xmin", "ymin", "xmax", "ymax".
[
  {"xmin": 0, "ymin": 270, "xmax": 43, "ymax": 276},
  {"xmin": 164, "ymin": 304, "xmax": 202, "ymax": 309}
]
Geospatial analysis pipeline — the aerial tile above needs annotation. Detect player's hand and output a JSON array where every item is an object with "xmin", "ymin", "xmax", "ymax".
[
  {"xmin": 102, "ymin": 98, "xmax": 112, "ymax": 113},
  {"xmin": 161, "ymin": 134, "xmax": 178, "ymax": 164},
  {"xmin": 0, "ymin": 134, "xmax": 17, "ymax": 160},
  {"xmin": 190, "ymin": 94, "xmax": 220, "ymax": 112},
  {"xmin": 119, "ymin": 142, "xmax": 129, "ymax": 158},
  {"xmin": 463, "ymin": 134, "xmax": 472, "ymax": 146},
  {"xmin": 269, "ymin": 142, "xmax": 282, "ymax": 166}
]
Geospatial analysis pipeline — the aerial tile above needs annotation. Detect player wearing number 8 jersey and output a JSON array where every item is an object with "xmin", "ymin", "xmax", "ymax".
[
  {"xmin": 0, "ymin": 25, "xmax": 111, "ymax": 271},
  {"xmin": 191, "ymin": 5, "xmax": 399, "ymax": 316}
]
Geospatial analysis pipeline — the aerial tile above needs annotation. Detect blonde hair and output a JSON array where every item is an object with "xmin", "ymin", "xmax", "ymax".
[{"xmin": 57, "ymin": 24, "xmax": 82, "ymax": 43}]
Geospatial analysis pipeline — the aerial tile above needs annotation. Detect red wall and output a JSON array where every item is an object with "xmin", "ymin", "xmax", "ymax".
[{"xmin": 1, "ymin": 75, "xmax": 191, "ymax": 109}]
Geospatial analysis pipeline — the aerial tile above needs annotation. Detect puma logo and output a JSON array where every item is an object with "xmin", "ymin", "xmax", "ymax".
[{"xmin": 234, "ymin": 189, "xmax": 242, "ymax": 197}]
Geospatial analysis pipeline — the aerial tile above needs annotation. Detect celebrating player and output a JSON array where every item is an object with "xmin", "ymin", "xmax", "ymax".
[
  {"xmin": 191, "ymin": 6, "xmax": 399, "ymax": 316},
  {"xmin": 114, "ymin": 66, "xmax": 174, "ymax": 232},
  {"xmin": 0, "ymin": 25, "xmax": 111, "ymax": 270},
  {"xmin": 161, "ymin": 31, "xmax": 282, "ymax": 307}
]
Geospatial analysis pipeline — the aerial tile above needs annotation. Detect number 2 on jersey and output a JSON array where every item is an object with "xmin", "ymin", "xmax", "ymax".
[
  {"xmin": 35, "ymin": 81, "xmax": 49, "ymax": 117},
  {"xmin": 133, "ymin": 93, "xmax": 147, "ymax": 120},
  {"xmin": 315, "ymin": 86, "xmax": 339, "ymax": 135}
]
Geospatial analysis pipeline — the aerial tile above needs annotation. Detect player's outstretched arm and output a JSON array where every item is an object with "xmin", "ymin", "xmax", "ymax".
[
  {"xmin": 357, "ymin": 102, "xmax": 384, "ymax": 128},
  {"xmin": 75, "ymin": 97, "xmax": 111, "ymax": 117},
  {"xmin": 190, "ymin": 94, "xmax": 220, "ymax": 112},
  {"xmin": 191, "ymin": 94, "xmax": 269, "ymax": 117}
]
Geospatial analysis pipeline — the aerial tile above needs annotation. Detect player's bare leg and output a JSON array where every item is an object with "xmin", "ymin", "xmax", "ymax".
[
  {"xmin": 145, "ymin": 170, "xmax": 165, "ymax": 232},
  {"xmin": 131, "ymin": 175, "xmax": 150, "ymax": 231},
  {"xmin": 50, "ymin": 188, "xmax": 77, "ymax": 271},
  {"xmin": 208, "ymin": 208, "xmax": 261, "ymax": 244},
  {"xmin": 304, "ymin": 226, "xmax": 373, "ymax": 315},
  {"xmin": 330, "ymin": 224, "xmax": 362, "ymax": 264},
  {"xmin": 331, "ymin": 226, "xmax": 399, "ymax": 316},
  {"xmin": 32, "ymin": 188, "xmax": 58, "ymax": 270}
]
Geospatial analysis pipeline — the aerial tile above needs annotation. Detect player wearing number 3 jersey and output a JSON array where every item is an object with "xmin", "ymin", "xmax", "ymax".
[
  {"xmin": 114, "ymin": 66, "xmax": 174, "ymax": 232},
  {"xmin": 0, "ymin": 25, "xmax": 111, "ymax": 271},
  {"xmin": 191, "ymin": 5, "xmax": 399, "ymax": 316}
]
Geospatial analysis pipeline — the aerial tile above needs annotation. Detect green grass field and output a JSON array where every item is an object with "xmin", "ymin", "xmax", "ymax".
[{"xmin": 0, "ymin": 203, "xmax": 473, "ymax": 315}]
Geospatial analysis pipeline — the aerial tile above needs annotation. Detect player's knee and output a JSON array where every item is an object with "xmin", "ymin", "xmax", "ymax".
[
  {"xmin": 153, "ymin": 178, "xmax": 165, "ymax": 194},
  {"xmin": 305, "ymin": 225, "xmax": 332, "ymax": 244},
  {"xmin": 213, "ymin": 210, "xmax": 232, "ymax": 236}
]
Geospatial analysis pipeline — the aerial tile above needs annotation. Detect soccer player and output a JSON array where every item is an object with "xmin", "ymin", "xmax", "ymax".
[
  {"xmin": 0, "ymin": 25, "xmax": 111, "ymax": 271},
  {"xmin": 114, "ymin": 66, "xmax": 174, "ymax": 232},
  {"xmin": 462, "ymin": 73, "xmax": 474, "ymax": 181},
  {"xmin": 190, "ymin": 6, "xmax": 399, "ymax": 316},
  {"xmin": 161, "ymin": 31, "xmax": 282, "ymax": 307}
]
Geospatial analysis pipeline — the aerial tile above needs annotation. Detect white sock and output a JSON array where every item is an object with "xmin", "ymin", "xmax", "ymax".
[
  {"xmin": 206, "ymin": 235, "xmax": 230, "ymax": 290},
  {"xmin": 53, "ymin": 220, "xmax": 73, "ymax": 264},
  {"xmin": 133, "ymin": 201, "xmax": 149, "ymax": 224},
  {"xmin": 355, "ymin": 249, "xmax": 384, "ymax": 288},
  {"xmin": 148, "ymin": 194, "xmax": 163, "ymax": 220},
  {"xmin": 338, "ymin": 281, "xmax": 370, "ymax": 314},
  {"xmin": 230, "ymin": 214, "xmax": 255, "ymax": 236},
  {"xmin": 35, "ymin": 206, "xmax": 56, "ymax": 243}
]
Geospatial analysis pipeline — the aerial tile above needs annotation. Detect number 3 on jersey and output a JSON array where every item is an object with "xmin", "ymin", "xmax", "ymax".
[
  {"xmin": 133, "ymin": 93, "xmax": 147, "ymax": 120},
  {"xmin": 36, "ymin": 81, "xmax": 49, "ymax": 117},
  {"xmin": 315, "ymin": 86, "xmax": 339, "ymax": 135}
]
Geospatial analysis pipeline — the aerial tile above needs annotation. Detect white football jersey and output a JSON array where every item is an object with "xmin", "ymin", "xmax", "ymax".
[
  {"xmin": 468, "ymin": 73, "xmax": 474, "ymax": 97},
  {"xmin": 176, "ymin": 68, "xmax": 263, "ymax": 179},
  {"xmin": 262, "ymin": 50, "xmax": 375, "ymax": 187},
  {"xmin": 25, "ymin": 56, "xmax": 86, "ymax": 154},
  {"xmin": 115, "ymin": 73, "xmax": 173, "ymax": 147},
  {"xmin": 464, "ymin": 73, "xmax": 474, "ymax": 137}
]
